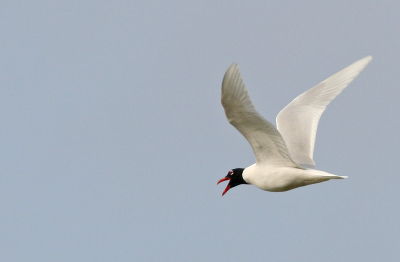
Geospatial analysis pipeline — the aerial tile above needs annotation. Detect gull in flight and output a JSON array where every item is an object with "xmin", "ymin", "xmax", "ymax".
[{"xmin": 217, "ymin": 56, "xmax": 372, "ymax": 196}]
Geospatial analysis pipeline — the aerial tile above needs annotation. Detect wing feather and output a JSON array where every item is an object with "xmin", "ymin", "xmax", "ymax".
[
  {"xmin": 222, "ymin": 63, "xmax": 300, "ymax": 167},
  {"xmin": 276, "ymin": 56, "xmax": 372, "ymax": 168}
]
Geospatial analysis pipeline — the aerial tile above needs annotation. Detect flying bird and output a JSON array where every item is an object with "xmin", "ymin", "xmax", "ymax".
[{"xmin": 217, "ymin": 56, "xmax": 372, "ymax": 196}]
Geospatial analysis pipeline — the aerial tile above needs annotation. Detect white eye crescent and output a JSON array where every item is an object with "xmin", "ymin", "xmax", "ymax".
[{"xmin": 228, "ymin": 170, "xmax": 233, "ymax": 175}]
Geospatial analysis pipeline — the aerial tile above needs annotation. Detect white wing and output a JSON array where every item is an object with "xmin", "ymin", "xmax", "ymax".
[
  {"xmin": 222, "ymin": 63, "xmax": 300, "ymax": 168},
  {"xmin": 276, "ymin": 56, "xmax": 372, "ymax": 169}
]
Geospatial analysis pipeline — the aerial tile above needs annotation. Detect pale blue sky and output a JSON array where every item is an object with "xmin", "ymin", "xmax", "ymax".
[{"xmin": 1, "ymin": 1, "xmax": 399, "ymax": 261}]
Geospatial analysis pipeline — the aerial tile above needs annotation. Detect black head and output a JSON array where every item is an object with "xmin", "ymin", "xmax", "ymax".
[{"xmin": 217, "ymin": 168, "xmax": 247, "ymax": 196}]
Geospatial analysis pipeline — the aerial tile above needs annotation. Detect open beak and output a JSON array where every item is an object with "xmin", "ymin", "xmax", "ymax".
[{"xmin": 217, "ymin": 177, "xmax": 231, "ymax": 196}]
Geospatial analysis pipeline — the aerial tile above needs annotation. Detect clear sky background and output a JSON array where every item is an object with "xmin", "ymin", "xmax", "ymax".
[{"xmin": 1, "ymin": 1, "xmax": 399, "ymax": 261}]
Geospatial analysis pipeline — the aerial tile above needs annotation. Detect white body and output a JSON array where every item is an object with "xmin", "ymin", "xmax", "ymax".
[
  {"xmin": 221, "ymin": 56, "xmax": 372, "ymax": 192},
  {"xmin": 243, "ymin": 164, "xmax": 342, "ymax": 192}
]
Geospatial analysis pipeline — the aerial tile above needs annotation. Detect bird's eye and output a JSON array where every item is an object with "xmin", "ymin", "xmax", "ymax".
[{"xmin": 228, "ymin": 170, "xmax": 233, "ymax": 175}]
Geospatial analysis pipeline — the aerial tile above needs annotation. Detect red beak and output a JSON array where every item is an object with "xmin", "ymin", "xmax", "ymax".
[{"xmin": 217, "ymin": 177, "xmax": 231, "ymax": 196}]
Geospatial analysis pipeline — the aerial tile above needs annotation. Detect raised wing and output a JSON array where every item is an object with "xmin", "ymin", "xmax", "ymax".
[
  {"xmin": 222, "ymin": 63, "xmax": 300, "ymax": 168},
  {"xmin": 276, "ymin": 56, "xmax": 372, "ymax": 169}
]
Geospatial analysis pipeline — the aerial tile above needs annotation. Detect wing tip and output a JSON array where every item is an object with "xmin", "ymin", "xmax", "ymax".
[
  {"xmin": 222, "ymin": 63, "xmax": 241, "ymax": 89},
  {"xmin": 358, "ymin": 55, "xmax": 373, "ymax": 66},
  {"xmin": 226, "ymin": 62, "xmax": 239, "ymax": 73}
]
